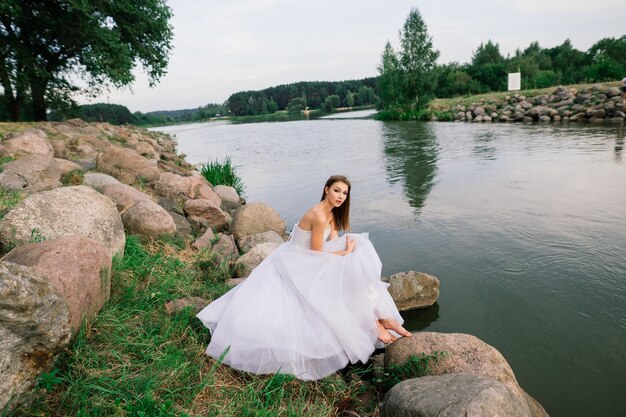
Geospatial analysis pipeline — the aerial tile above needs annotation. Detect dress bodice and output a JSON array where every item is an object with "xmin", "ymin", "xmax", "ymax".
[{"xmin": 289, "ymin": 223, "xmax": 331, "ymax": 249}]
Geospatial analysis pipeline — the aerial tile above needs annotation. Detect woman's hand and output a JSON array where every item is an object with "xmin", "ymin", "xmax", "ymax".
[{"xmin": 345, "ymin": 236, "xmax": 356, "ymax": 253}]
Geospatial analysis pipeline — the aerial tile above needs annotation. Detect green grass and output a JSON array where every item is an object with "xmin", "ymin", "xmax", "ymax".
[
  {"xmin": 60, "ymin": 169, "xmax": 85, "ymax": 186},
  {"xmin": 9, "ymin": 235, "xmax": 446, "ymax": 417},
  {"xmin": 430, "ymin": 80, "xmax": 621, "ymax": 110},
  {"xmin": 198, "ymin": 156, "xmax": 245, "ymax": 196},
  {"xmin": 0, "ymin": 188, "xmax": 24, "ymax": 219}
]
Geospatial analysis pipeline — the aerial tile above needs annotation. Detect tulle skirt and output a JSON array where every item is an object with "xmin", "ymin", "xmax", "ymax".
[{"xmin": 196, "ymin": 232, "xmax": 404, "ymax": 380}]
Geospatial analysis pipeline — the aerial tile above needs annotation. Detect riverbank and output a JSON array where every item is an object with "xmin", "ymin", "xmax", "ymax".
[
  {"xmin": 379, "ymin": 81, "xmax": 625, "ymax": 124},
  {"xmin": 0, "ymin": 120, "xmax": 547, "ymax": 416}
]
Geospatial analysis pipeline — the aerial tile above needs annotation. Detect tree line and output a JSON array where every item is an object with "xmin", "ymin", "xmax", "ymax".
[
  {"xmin": 377, "ymin": 8, "xmax": 626, "ymax": 116},
  {"xmin": 225, "ymin": 79, "xmax": 379, "ymax": 116},
  {"xmin": 45, "ymin": 103, "xmax": 228, "ymax": 126}
]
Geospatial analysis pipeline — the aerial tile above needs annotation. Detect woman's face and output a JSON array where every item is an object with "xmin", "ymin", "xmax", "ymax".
[{"xmin": 325, "ymin": 181, "xmax": 349, "ymax": 207}]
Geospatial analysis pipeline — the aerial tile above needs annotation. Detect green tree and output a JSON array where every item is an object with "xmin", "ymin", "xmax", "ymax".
[
  {"xmin": 0, "ymin": 0, "xmax": 173, "ymax": 121},
  {"xmin": 377, "ymin": 41, "xmax": 403, "ymax": 107},
  {"xmin": 585, "ymin": 36, "xmax": 626, "ymax": 81},
  {"xmin": 321, "ymin": 94, "xmax": 340, "ymax": 113},
  {"xmin": 469, "ymin": 41, "xmax": 507, "ymax": 92},
  {"xmin": 286, "ymin": 97, "xmax": 306, "ymax": 113},
  {"xmin": 397, "ymin": 8, "xmax": 439, "ymax": 108},
  {"xmin": 345, "ymin": 91, "xmax": 355, "ymax": 107}
]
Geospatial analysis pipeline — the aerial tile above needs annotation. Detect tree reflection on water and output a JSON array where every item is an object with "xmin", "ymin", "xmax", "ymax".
[{"xmin": 381, "ymin": 122, "xmax": 439, "ymax": 213}]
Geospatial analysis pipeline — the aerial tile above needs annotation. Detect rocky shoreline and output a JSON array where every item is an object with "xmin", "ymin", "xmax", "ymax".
[
  {"xmin": 0, "ymin": 120, "xmax": 548, "ymax": 416},
  {"xmin": 438, "ymin": 84, "xmax": 625, "ymax": 124}
]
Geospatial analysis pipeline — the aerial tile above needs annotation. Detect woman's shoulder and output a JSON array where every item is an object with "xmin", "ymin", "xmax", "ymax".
[{"xmin": 299, "ymin": 206, "xmax": 327, "ymax": 229}]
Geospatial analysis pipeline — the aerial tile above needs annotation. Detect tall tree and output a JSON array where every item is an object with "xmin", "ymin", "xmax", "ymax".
[
  {"xmin": 397, "ymin": 8, "xmax": 439, "ymax": 108},
  {"xmin": 0, "ymin": 0, "xmax": 173, "ymax": 121},
  {"xmin": 469, "ymin": 41, "xmax": 507, "ymax": 91},
  {"xmin": 377, "ymin": 41, "xmax": 402, "ymax": 107}
]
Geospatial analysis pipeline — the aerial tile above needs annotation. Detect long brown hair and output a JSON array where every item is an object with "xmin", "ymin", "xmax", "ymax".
[{"xmin": 320, "ymin": 175, "xmax": 351, "ymax": 231}]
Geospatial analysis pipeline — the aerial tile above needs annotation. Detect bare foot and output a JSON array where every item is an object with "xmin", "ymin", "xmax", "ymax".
[
  {"xmin": 376, "ymin": 320, "xmax": 397, "ymax": 344},
  {"xmin": 379, "ymin": 318, "xmax": 413, "ymax": 338}
]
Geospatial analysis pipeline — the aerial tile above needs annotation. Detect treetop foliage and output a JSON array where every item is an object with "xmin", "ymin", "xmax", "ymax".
[{"xmin": 0, "ymin": 0, "xmax": 173, "ymax": 121}]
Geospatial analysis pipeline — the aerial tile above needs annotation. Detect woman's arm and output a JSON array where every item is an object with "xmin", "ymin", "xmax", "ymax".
[{"xmin": 310, "ymin": 216, "xmax": 355, "ymax": 256}]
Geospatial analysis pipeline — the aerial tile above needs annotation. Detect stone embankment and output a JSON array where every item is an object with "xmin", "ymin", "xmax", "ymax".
[
  {"xmin": 0, "ymin": 119, "xmax": 546, "ymax": 415},
  {"xmin": 445, "ymin": 85, "xmax": 625, "ymax": 124}
]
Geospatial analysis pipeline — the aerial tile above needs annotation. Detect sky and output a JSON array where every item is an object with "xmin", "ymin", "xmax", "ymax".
[{"xmin": 81, "ymin": 0, "xmax": 626, "ymax": 113}]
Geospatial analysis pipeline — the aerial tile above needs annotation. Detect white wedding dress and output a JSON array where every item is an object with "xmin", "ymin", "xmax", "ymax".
[{"xmin": 196, "ymin": 223, "xmax": 405, "ymax": 380}]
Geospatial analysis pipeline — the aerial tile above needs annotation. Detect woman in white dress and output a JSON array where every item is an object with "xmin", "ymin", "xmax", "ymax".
[{"xmin": 196, "ymin": 175, "xmax": 412, "ymax": 380}]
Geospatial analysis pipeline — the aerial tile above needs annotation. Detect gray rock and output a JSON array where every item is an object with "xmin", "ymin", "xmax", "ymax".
[
  {"xmin": 472, "ymin": 107, "xmax": 485, "ymax": 117},
  {"xmin": 170, "ymin": 212, "xmax": 192, "ymax": 238},
  {"xmin": 382, "ymin": 271, "xmax": 439, "ymax": 311},
  {"xmin": 153, "ymin": 172, "xmax": 221, "ymax": 205},
  {"xmin": 192, "ymin": 228, "xmax": 216, "ymax": 250},
  {"xmin": 381, "ymin": 373, "xmax": 531, "ymax": 417},
  {"xmin": 539, "ymin": 115, "xmax": 551, "ymax": 122},
  {"xmin": 0, "ymin": 186, "xmax": 125, "ymax": 257},
  {"xmin": 164, "ymin": 297, "xmax": 209, "ymax": 315},
  {"xmin": 605, "ymin": 86, "xmax": 621, "ymax": 98},
  {"xmin": 100, "ymin": 183, "xmax": 152, "ymax": 212},
  {"xmin": 230, "ymin": 202, "xmax": 286, "ymax": 240},
  {"xmin": 237, "ymin": 230, "xmax": 285, "ymax": 254},
  {"xmin": 188, "ymin": 215, "xmax": 209, "ymax": 235},
  {"xmin": 157, "ymin": 197, "xmax": 183, "ymax": 215},
  {"xmin": 212, "ymin": 233, "xmax": 239, "ymax": 264},
  {"xmin": 235, "ymin": 241, "xmax": 281, "ymax": 277},
  {"xmin": 213, "ymin": 185, "xmax": 241, "ymax": 213},
  {"xmin": 385, "ymin": 332, "xmax": 548, "ymax": 417},
  {"xmin": 0, "ymin": 261, "xmax": 71, "ymax": 413},
  {"xmin": 49, "ymin": 139, "xmax": 69, "ymax": 158},
  {"xmin": 121, "ymin": 200, "xmax": 176, "ymax": 238},
  {"xmin": 2, "ymin": 129, "xmax": 53, "ymax": 158},
  {"xmin": 54, "ymin": 158, "xmax": 83, "ymax": 176},
  {"xmin": 96, "ymin": 147, "xmax": 160, "ymax": 185},
  {"xmin": 2, "ymin": 235, "xmax": 111, "ymax": 333},
  {"xmin": 74, "ymin": 158, "xmax": 96, "ymax": 170},
  {"xmin": 83, "ymin": 172, "xmax": 121, "ymax": 192},
  {"xmin": 0, "ymin": 154, "xmax": 62, "ymax": 193},
  {"xmin": 184, "ymin": 199, "xmax": 229, "ymax": 232}
]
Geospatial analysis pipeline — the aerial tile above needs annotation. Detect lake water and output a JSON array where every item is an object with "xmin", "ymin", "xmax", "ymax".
[{"xmin": 155, "ymin": 114, "xmax": 626, "ymax": 417}]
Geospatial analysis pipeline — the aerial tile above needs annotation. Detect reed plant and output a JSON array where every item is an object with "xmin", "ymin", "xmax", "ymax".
[{"xmin": 199, "ymin": 156, "xmax": 245, "ymax": 196}]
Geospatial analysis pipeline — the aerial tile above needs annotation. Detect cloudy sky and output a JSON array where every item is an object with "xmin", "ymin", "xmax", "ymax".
[{"xmin": 82, "ymin": 0, "xmax": 626, "ymax": 112}]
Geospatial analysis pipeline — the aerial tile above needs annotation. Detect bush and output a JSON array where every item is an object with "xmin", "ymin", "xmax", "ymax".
[{"xmin": 199, "ymin": 156, "xmax": 245, "ymax": 196}]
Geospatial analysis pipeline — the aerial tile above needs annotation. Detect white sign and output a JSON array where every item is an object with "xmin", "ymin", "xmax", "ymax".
[{"xmin": 508, "ymin": 72, "xmax": 521, "ymax": 91}]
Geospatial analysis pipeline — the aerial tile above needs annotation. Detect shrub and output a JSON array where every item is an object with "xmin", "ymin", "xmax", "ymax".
[{"xmin": 199, "ymin": 156, "xmax": 245, "ymax": 196}]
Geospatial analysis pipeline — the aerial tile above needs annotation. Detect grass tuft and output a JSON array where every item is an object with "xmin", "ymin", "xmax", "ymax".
[{"xmin": 198, "ymin": 156, "xmax": 245, "ymax": 196}]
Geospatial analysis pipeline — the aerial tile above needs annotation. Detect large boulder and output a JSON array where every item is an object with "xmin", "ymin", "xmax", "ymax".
[
  {"xmin": 230, "ymin": 202, "xmax": 286, "ymax": 240},
  {"xmin": 235, "ymin": 241, "xmax": 281, "ymax": 277},
  {"xmin": 184, "ymin": 199, "xmax": 229, "ymax": 232},
  {"xmin": 192, "ymin": 228, "xmax": 216, "ymax": 250},
  {"xmin": 100, "ymin": 183, "xmax": 152, "ymax": 212},
  {"xmin": 83, "ymin": 172, "xmax": 121, "ymax": 192},
  {"xmin": 213, "ymin": 185, "xmax": 241, "ymax": 212},
  {"xmin": 0, "ymin": 154, "xmax": 62, "ymax": 192},
  {"xmin": 96, "ymin": 147, "xmax": 160, "ymax": 185},
  {"xmin": 385, "ymin": 332, "xmax": 548, "ymax": 417},
  {"xmin": 0, "ymin": 261, "xmax": 71, "ymax": 412},
  {"xmin": 49, "ymin": 139, "xmax": 69, "ymax": 158},
  {"xmin": 381, "ymin": 373, "xmax": 531, "ymax": 417},
  {"xmin": 212, "ymin": 233, "xmax": 239, "ymax": 265},
  {"xmin": 2, "ymin": 236, "xmax": 112, "ymax": 333},
  {"xmin": 2, "ymin": 129, "xmax": 53, "ymax": 158},
  {"xmin": 153, "ymin": 172, "xmax": 221, "ymax": 205},
  {"xmin": 382, "ymin": 271, "xmax": 439, "ymax": 311},
  {"xmin": 53, "ymin": 158, "xmax": 83, "ymax": 176},
  {"xmin": 0, "ymin": 185, "xmax": 125, "ymax": 257},
  {"xmin": 236, "ymin": 230, "xmax": 285, "ymax": 254},
  {"xmin": 121, "ymin": 200, "xmax": 176, "ymax": 238}
]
